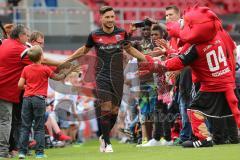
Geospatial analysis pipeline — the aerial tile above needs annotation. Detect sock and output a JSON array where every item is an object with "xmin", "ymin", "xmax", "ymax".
[
  {"xmin": 100, "ymin": 111, "xmax": 112, "ymax": 145},
  {"xmin": 110, "ymin": 114, "xmax": 118, "ymax": 130},
  {"xmin": 225, "ymin": 90, "xmax": 240, "ymax": 128},
  {"xmin": 187, "ymin": 110, "xmax": 210, "ymax": 141},
  {"xmin": 55, "ymin": 131, "xmax": 62, "ymax": 139}
]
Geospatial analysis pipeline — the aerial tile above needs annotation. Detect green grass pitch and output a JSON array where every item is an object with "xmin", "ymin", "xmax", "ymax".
[{"xmin": 13, "ymin": 140, "xmax": 240, "ymax": 160}]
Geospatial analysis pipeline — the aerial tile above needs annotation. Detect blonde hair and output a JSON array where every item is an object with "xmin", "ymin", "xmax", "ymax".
[{"xmin": 27, "ymin": 45, "xmax": 43, "ymax": 62}]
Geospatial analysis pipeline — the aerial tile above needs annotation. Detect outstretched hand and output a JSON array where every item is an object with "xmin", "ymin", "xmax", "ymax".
[
  {"xmin": 56, "ymin": 61, "xmax": 72, "ymax": 72},
  {"xmin": 138, "ymin": 55, "xmax": 155, "ymax": 71},
  {"xmin": 57, "ymin": 63, "xmax": 80, "ymax": 78},
  {"xmin": 155, "ymin": 39, "xmax": 170, "ymax": 50},
  {"xmin": 120, "ymin": 40, "xmax": 132, "ymax": 50},
  {"xmin": 138, "ymin": 55, "xmax": 167, "ymax": 75},
  {"xmin": 136, "ymin": 70, "xmax": 152, "ymax": 77}
]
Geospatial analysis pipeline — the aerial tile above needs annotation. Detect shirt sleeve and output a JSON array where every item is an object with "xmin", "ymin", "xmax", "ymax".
[
  {"xmin": 20, "ymin": 47, "xmax": 32, "ymax": 65},
  {"xmin": 44, "ymin": 66, "xmax": 54, "ymax": 78},
  {"xmin": 85, "ymin": 32, "xmax": 95, "ymax": 48},
  {"xmin": 164, "ymin": 45, "xmax": 198, "ymax": 71},
  {"xmin": 178, "ymin": 45, "xmax": 198, "ymax": 66}
]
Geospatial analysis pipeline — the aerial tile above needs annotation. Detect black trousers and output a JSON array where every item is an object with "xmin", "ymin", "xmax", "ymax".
[
  {"xmin": 9, "ymin": 102, "xmax": 22, "ymax": 151},
  {"xmin": 208, "ymin": 116, "xmax": 239, "ymax": 144},
  {"xmin": 153, "ymin": 100, "xmax": 172, "ymax": 141}
]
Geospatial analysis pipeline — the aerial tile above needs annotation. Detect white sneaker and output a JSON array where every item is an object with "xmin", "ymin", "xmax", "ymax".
[
  {"xmin": 119, "ymin": 137, "xmax": 129, "ymax": 144},
  {"xmin": 142, "ymin": 139, "xmax": 162, "ymax": 147},
  {"xmin": 136, "ymin": 138, "xmax": 148, "ymax": 147},
  {"xmin": 105, "ymin": 144, "xmax": 113, "ymax": 153},
  {"xmin": 160, "ymin": 139, "xmax": 173, "ymax": 146},
  {"xmin": 18, "ymin": 153, "xmax": 26, "ymax": 159},
  {"xmin": 99, "ymin": 136, "xmax": 105, "ymax": 152},
  {"xmin": 136, "ymin": 144, "xmax": 142, "ymax": 147}
]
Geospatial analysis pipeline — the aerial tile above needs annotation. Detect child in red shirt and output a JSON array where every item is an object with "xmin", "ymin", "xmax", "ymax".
[{"xmin": 18, "ymin": 45, "xmax": 74, "ymax": 159}]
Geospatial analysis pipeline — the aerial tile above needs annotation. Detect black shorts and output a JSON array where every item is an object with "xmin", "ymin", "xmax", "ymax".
[
  {"xmin": 96, "ymin": 78, "xmax": 123, "ymax": 106},
  {"xmin": 189, "ymin": 91, "xmax": 237, "ymax": 118}
]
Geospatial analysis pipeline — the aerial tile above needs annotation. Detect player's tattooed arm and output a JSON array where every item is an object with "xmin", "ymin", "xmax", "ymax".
[
  {"xmin": 57, "ymin": 46, "xmax": 91, "ymax": 70},
  {"xmin": 51, "ymin": 65, "xmax": 79, "ymax": 81},
  {"xmin": 42, "ymin": 57, "xmax": 62, "ymax": 66},
  {"xmin": 122, "ymin": 41, "xmax": 147, "ymax": 61},
  {"xmin": 66, "ymin": 46, "xmax": 91, "ymax": 63}
]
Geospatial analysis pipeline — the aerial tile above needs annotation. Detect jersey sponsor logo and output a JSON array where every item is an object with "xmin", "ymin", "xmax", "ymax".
[{"xmin": 99, "ymin": 44, "xmax": 121, "ymax": 50}]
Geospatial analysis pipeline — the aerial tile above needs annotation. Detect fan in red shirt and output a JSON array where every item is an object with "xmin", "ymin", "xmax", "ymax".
[
  {"xmin": 0, "ymin": 25, "xmax": 31, "ymax": 158},
  {"xmin": 18, "ymin": 45, "xmax": 75, "ymax": 159},
  {"xmin": 0, "ymin": 26, "xmax": 31, "ymax": 103},
  {"xmin": 132, "ymin": 6, "xmax": 240, "ymax": 148},
  {"xmin": 0, "ymin": 25, "xmax": 66, "ymax": 157}
]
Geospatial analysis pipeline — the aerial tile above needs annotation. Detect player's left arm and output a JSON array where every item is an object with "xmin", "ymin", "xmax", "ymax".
[
  {"xmin": 124, "ymin": 44, "xmax": 147, "ymax": 61},
  {"xmin": 122, "ymin": 30, "xmax": 147, "ymax": 61},
  {"xmin": 42, "ymin": 57, "xmax": 62, "ymax": 66},
  {"xmin": 50, "ymin": 64, "xmax": 79, "ymax": 81}
]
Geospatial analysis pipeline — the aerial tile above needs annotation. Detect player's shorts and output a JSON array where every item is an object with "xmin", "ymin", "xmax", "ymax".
[
  {"xmin": 189, "ymin": 91, "xmax": 239, "ymax": 118},
  {"xmin": 96, "ymin": 78, "xmax": 124, "ymax": 106}
]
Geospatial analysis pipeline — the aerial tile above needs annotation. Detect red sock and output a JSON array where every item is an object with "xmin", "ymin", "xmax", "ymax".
[
  {"xmin": 187, "ymin": 110, "xmax": 210, "ymax": 140},
  {"xmin": 225, "ymin": 90, "xmax": 240, "ymax": 128}
]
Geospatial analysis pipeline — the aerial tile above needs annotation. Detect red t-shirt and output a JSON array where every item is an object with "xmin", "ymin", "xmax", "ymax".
[
  {"xmin": 21, "ymin": 64, "xmax": 53, "ymax": 97},
  {"xmin": 0, "ymin": 39, "xmax": 32, "ymax": 103}
]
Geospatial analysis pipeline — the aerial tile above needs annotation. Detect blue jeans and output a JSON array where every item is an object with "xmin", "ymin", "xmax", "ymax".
[
  {"xmin": 179, "ymin": 96, "xmax": 192, "ymax": 141},
  {"xmin": 19, "ymin": 96, "xmax": 46, "ymax": 154}
]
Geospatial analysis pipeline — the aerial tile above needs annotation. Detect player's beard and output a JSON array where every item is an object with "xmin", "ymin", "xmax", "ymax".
[{"xmin": 103, "ymin": 21, "xmax": 115, "ymax": 29}]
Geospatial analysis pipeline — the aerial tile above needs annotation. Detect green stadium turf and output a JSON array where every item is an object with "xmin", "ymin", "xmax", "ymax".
[{"xmin": 13, "ymin": 140, "xmax": 240, "ymax": 160}]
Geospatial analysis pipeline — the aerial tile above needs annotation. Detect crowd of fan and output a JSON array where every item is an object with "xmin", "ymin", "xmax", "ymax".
[
  {"xmin": 117, "ymin": 5, "xmax": 240, "ymax": 147},
  {"xmin": 0, "ymin": 4, "xmax": 240, "ymax": 159}
]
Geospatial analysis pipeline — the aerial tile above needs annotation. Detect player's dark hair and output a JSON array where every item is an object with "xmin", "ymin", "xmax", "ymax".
[
  {"xmin": 165, "ymin": 5, "xmax": 180, "ymax": 14},
  {"xmin": 99, "ymin": 6, "xmax": 114, "ymax": 15},
  {"xmin": 10, "ymin": 24, "xmax": 27, "ymax": 39}
]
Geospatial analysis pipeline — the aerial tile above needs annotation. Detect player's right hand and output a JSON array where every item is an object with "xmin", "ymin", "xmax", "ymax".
[{"xmin": 57, "ymin": 61, "xmax": 72, "ymax": 71}]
